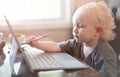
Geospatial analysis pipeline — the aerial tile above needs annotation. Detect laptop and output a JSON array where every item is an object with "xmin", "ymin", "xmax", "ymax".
[
  {"xmin": 4, "ymin": 16, "xmax": 26, "ymax": 77},
  {"xmin": 4, "ymin": 16, "xmax": 88, "ymax": 73}
]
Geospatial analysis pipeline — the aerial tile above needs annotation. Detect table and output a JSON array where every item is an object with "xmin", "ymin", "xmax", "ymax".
[{"xmin": 0, "ymin": 46, "xmax": 104, "ymax": 77}]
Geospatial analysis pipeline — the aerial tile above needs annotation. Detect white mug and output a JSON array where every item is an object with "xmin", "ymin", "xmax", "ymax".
[{"xmin": 9, "ymin": 33, "xmax": 26, "ymax": 44}]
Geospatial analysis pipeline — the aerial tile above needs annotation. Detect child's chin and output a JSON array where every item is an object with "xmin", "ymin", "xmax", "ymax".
[
  {"xmin": 75, "ymin": 38, "xmax": 82, "ymax": 43},
  {"xmin": 75, "ymin": 38, "xmax": 79, "ymax": 42}
]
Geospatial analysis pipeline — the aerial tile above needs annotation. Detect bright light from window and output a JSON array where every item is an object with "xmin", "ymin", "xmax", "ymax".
[{"xmin": 0, "ymin": 0, "xmax": 61, "ymax": 21}]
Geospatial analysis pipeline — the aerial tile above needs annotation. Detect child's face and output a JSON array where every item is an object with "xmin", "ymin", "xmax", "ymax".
[{"xmin": 73, "ymin": 20, "xmax": 98, "ymax": 43}]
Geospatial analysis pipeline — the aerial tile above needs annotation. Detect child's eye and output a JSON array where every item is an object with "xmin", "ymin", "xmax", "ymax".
[
  {"xmin": 73, "ymin": 24, "xmax": 85, "ymax": 29},
  {"xmin": 78, "ymin": 24, "xmax": 84, "ymax": 28}
]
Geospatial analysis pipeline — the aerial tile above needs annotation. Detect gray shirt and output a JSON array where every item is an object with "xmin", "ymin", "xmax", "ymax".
[{"xmin": 59, "ymin": 38, "xmax": 118, "ymax": 77}]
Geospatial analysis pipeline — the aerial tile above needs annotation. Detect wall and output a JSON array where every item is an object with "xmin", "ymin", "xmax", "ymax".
[{"xmin": 71, "ymin": 0, "xmax": 97, "ymax": 13}]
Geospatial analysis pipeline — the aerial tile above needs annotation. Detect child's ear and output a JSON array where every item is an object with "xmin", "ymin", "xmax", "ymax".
[{"xmin": 96, "ymin": 26, "xmax": 103, "ymax": 33}]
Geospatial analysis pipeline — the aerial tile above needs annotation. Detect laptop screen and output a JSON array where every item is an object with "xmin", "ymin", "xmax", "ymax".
[{"xmin": 9, "ymin": 37, "xmax": 19, "ymax": 72}]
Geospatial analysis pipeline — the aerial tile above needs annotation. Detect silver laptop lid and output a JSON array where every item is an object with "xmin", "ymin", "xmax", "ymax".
[{"xmin": 4, "ymin": 16, "xmax": 21, "ymax": 76}]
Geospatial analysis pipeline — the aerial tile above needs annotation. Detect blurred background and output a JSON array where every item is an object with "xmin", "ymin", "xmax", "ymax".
[{"xmin": 0, "ymin": 0, "xmax": 120, "ymax": 56}]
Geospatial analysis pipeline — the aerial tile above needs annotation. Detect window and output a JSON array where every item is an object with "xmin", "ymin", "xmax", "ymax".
[{"xmin": 0, "ymin": 0, "xmax": 71, "ymax": 29}]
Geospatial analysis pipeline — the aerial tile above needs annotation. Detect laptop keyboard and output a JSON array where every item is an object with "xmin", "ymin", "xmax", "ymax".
[{"xmin": 23, "ymin": 46, "xmax": 88, "ymax": 71}]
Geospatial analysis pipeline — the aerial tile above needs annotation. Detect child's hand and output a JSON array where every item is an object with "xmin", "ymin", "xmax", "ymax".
[{"xmin": 25, "ymin": 36, "xmax": 38, "ymax": 46}]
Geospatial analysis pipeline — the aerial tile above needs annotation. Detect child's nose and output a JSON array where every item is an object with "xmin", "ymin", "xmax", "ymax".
[{"xmin": 73, "ymin": 26, "xmax": 78, "ymax": 34}]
